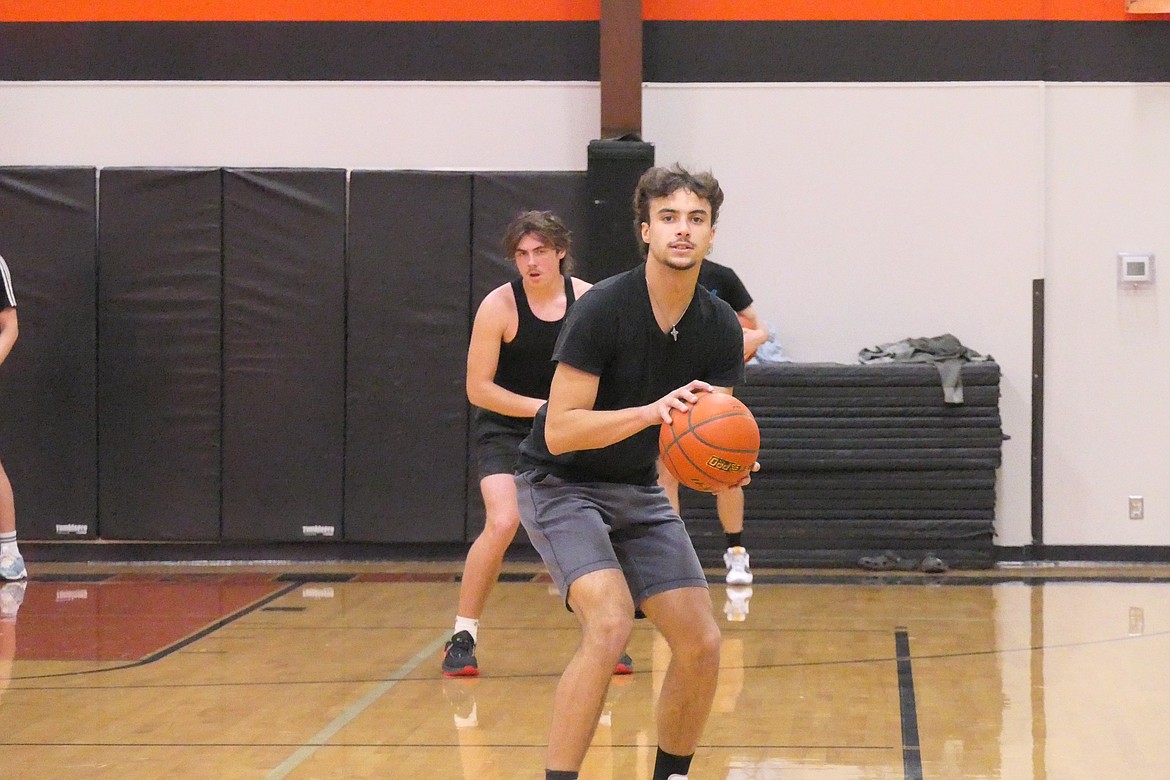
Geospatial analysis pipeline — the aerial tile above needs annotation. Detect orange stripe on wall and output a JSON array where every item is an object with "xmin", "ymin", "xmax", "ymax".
[
  {"xmin": 0, "ymin": 1, "xmax": 601, "ymax": 22},
  {"xmin": 644, "ymin": 0, "xmax": 1164, "ymax": 21},
  {"xmin": 2, "ymin": 0, "xmax": 1165, "ymax": 22}
]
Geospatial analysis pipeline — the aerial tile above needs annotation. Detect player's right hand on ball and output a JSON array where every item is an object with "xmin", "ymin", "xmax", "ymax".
[{"xmin": 652, "ymin": 380, "xmax": 712, "ymax": 424}]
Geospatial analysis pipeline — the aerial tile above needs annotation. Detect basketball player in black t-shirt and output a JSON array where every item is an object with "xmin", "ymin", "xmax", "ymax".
[{"xmin": 516, "ymin": 166, "xmax": 757, "ymax": 780}]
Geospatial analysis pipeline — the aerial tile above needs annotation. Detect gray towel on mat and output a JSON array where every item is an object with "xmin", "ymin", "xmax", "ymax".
[{"xmin": 858, "ymin": 333, "xmax": 990, "ymax": 404}]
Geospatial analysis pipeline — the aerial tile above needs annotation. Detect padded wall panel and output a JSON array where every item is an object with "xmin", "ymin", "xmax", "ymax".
[
  {"xmin": 685, "ymin": 361, "xmax": 1003, "ymax": 568},
  {"xmin": 97, "ymin": 169, "xmax": 222, "ymax": 540},
  {"xmin": 346, "ymin": 171, "xmax": 472, "ymax": 542},
  {"xmin": 466, "ymin": 172, "xmax": 589, "ymax": 541},
  {"xmin": 585, "ymin": 140, "xmax": 654, "ymax": 283},
  {"xmin": 221, "ymin": 169, "xmax": 346, "ymax": 541},
  {"xmin": 0, "ymin": 167, "xmax": 97, "ymax": 539}
]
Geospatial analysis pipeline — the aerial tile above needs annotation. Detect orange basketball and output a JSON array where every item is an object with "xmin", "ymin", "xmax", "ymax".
[{"xmin": 659, "ymin": 392, "xmax": 760, "ymax": 493}]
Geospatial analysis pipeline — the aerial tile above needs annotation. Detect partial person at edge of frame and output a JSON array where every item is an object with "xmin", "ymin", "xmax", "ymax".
[
  {"xmin": 658, "ymin": 256, "xmax": 763, "ymax": 592},
  {"xmin": 0, "ymin": 251, "xmax": 26, "ymax": 586}
]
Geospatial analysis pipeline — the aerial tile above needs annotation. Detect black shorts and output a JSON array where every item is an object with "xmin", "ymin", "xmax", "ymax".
[{"xmin": 473, "ymin": 412, "xmax": 532, "ymax": 478}]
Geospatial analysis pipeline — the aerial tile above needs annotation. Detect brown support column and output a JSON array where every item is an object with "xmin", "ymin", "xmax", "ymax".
[
  {"xmin": 600, "ymin": 0, "xmax": 643, "ymax": 139},
  {"xmin": 587, "ymin": 0, "xmax": 652, "ymax": 281}
]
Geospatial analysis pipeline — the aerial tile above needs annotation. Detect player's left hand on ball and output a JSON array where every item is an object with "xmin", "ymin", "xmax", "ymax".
[{"xmin": 728, "ymin": 461, "xmax": 760, "ymax": 489}]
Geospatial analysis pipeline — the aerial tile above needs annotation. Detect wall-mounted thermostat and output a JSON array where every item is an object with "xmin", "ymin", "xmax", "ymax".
[{"xmin": 1118, "ymin": 253, "xmax": 1155, "ymax": 286}]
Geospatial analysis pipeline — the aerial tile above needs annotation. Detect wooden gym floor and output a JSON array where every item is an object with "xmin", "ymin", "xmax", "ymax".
[{"xmin": 3, "ymin": 559, "xmax": 1170, "ymax": 779}]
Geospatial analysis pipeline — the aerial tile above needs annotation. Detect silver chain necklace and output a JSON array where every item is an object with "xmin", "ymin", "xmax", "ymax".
[{"xmin": 647, "ymin": 283, "xmax": 689, "ymax": 342}]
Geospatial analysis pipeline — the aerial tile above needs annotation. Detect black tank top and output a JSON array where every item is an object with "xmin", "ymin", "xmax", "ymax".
[{"xmin": 493, "ymin": 276, "xmax": 577, "ymax": 404}]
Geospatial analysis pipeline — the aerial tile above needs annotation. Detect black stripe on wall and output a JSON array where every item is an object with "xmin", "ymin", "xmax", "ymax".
[
  {"xmin": 0, "ymin": 21, "xmax": 598, "ymax": 81},
  {"xmin": 3, "ymin": 20, "xmax": 1170, "ymax": 82},
  {"xmin": 646, "ymin": 21, "xmax": 1044, "ymax": 82},
  {"xmin": 1044, "ymin": 21, "xmax": 1170, "ymax": 82},
  {"xmin": 646, "ymin": 20, "xmax": 1170, "ymax": 83}
]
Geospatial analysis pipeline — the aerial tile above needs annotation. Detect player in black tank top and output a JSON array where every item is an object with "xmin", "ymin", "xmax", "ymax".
[
  {"xmin": 443, "ymin": 211, "xmax": 636, "ymax": 680},
  {"xmin": 481, "ymin": 275, "xmax": 576, "ymax": 423}
]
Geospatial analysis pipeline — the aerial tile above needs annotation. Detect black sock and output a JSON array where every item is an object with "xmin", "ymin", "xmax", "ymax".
[
  {"xmin": 546, "ymin": 771, "xmax": 578, "ymax": 780},
  {"xmin": 653, "ymin": 747, "xmax": 693, "ymax": 779},
  {"xmin": 726, "ymin": 531, "xmax": 742, "ymax": 548}
]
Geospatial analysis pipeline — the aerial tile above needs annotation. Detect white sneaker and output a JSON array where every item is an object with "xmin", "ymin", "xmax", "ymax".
[
  {"xmin": 667, "ymin": 775, "xmax": 689, "ymax": 780},
  {"xmin": 724, "ymin": 546, "xmax": 753, "ymax": 585},
  {"xmin": 724, "ymin": 585, "xmax": 753, "ymax": 622},
  {"xmin": 0, "ymin": 552, "xmax": 27, "ymax": 581}
]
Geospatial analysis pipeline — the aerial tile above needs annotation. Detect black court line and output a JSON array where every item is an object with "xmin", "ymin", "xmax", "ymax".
[
  {"xmin": 740, "ymin": 573, "xmax": 1170, "ymax": 586},
  {"xmin": 0, "ymin": 739, "xmax": 894, "ymax": 750},
  {"xmin": 28, "ymin": 573, "xmax": 116, "ymax": 583},
  {"xmin": 274, "ymin": 572, "xmax": 356, "ymax": 582},
  {"xmin": 895, "ymin": 628, "xmax": 924, "ymax": 780},
  {"xmin": 26, "ymin": 571, "xmax": 1170, "ymax": 587}
]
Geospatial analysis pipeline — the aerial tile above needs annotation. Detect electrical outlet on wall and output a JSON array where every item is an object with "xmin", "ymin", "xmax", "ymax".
[
  {"xmin": 1128, "ymin": 496, "xmax": 1144, "ymax": 520},
  {"xmin": 1129, "ymin": 607, "xmax": 1145, "ymax": 636}
]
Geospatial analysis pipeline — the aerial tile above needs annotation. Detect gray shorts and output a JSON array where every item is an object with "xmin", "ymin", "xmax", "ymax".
[{"xmin": 515, "ymin": 470, "xmax": 708, "ymax": 609}]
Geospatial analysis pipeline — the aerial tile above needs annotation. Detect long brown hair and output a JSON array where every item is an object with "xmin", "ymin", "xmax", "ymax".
[{"xmin": 501, "ymin": 210, "xmax": 574, "ymax": 274}]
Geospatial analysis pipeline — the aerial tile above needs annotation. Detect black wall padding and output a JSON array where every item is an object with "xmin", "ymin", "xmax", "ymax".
[
  {"xmin": 221, "ymin": 169, "xmax": 346, "ymax": 541},
  {"xmin": 585, "ymin": 139, "xmax": 654, "ymax": 283},
  {"xmin": 0, "ymin": 167, "xmax": 97, "ymax": 540},
  {"xmin": 466, "ymin": 172, "xmax": 590, "ymax": 543},
  {"xmin": 682, "ymin": 361, "xmax": 1004, "ymax": 569},
  {"xmin": 97, "ymin": 169, "xmax": 222, "ymax": 540},
  {"xmin": 346, "ymin": 171, "xmax": 473, "ymax": 542}
]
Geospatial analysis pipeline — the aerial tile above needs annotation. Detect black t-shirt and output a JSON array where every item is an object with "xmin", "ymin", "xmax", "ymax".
[
  {"xmin": 517, "ymin": 264, "xmax": 744, "ymax": 485},
  {"xmin": 698, "ymin": 259, "xmax": 752, "ymax": 313}
]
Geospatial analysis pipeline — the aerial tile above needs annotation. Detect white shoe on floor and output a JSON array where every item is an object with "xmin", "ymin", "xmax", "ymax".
[
  {"xmin": 0, "ymin": 552, "xmax": 26, "ymax": 581},
  {"xmin": 724, "ymin": 546, "xmax": 753, "ymax": 585}
]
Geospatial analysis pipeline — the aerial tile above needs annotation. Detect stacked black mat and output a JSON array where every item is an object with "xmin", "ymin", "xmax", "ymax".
[{"xmin": 680, "ymin": 361, "xmax": 1004, "ymax": 570}]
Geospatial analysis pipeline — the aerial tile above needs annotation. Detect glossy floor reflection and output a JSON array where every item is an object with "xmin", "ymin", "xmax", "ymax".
[{"xmin": 2, "ymin": 562, "xmax": 1169, "ymax": 779}]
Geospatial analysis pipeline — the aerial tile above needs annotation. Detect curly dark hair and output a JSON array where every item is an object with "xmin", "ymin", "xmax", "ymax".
[
  {"xmin": 632, "ymin": 165, "xmax": 724, "ymax": 255},
  {"xmin": 501, "ymin": 210, "xmax": 573, "ymax": 274}
]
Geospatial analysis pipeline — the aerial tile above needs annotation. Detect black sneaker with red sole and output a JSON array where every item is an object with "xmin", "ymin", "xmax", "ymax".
[{"xmin": 442, "ymin": 630, "xmax": 479, "ymax": 677}]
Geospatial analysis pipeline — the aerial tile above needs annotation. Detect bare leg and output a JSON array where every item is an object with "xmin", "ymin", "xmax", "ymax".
[
  {"xmin": 660, "ymin": 458, "xmax": 743, "ymax": 536},
  {"xmin": 640, "ymin": 586, "xmax": 722, "ymax": 755},
  {"xmin": 457, "ymin": 473, "xmax": 521, "ymax": 619},
  {"xmin": 0, "ymin": 618, "xmax": 14, "ymax": 703},
  {"xmin": 0, "ymin": 460, "xmax": 15, "ymax": 536},
  {"xmin": 547, "ymin": 568, "xmax": 634, "ymax": 771},
  {"xmin": 715, "ymin": 486, "xmax": 743, "ymax": 535}
]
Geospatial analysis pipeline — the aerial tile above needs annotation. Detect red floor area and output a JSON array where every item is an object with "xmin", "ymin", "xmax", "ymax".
[{"xmin": 13, "ymin": 577, "xmax": 284, "ymax": 662}]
